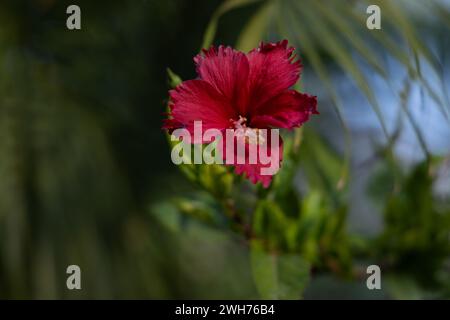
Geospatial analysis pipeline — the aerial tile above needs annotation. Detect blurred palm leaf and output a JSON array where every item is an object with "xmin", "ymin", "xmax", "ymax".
[
  {"xmin": 203, "ymin": 0, "xmax": 450, "ymax": 183},
  {"xmin": 201, "ymin": 0, "xmax": 263, "ymax": 50}
]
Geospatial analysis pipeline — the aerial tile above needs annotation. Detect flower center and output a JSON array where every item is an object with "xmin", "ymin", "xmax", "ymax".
[{"xmin": 231, "ymin": 116, "xmax": 265, "ymax": 145}]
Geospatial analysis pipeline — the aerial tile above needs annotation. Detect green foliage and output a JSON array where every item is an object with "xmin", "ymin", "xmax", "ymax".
[
  {"xmin": 1, "ymin": 0, "xmax": 448, "ymax": 300},
  {"xmin": 250, "ymin": 240, "xmax": 310, "ymax": 299},
  {"xmin": 163, "ymin": 95, "xmax": 353, "ymax": 296},
  {"xmin": 162, "ymin": 0, "xmax": 450, "ymax": 300},
  {"xmin": 167, "ymin": 68, "xmax": 183, "ymax": 88},
  {"xmin": 375, "ymin": 160, "xmax": 450, "ymax": 288}
]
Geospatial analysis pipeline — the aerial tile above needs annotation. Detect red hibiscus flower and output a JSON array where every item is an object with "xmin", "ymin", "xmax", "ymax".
[{"xmin": 164, "ymin": 40, "xmax": 318, "ymax": 187}]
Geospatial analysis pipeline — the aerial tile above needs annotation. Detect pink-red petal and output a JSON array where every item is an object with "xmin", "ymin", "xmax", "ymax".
[
  {"xmin": 221, "ymin": 130, "xmax": 283, "ymax": 188},
  {"xmin": 167, "ymin": 79, "xmax": 235, "ymax": 133},
  {"xmin": 250, "ymin": 91, "xmax": 318, "ymax": 129},
  {"xmin": 246, "ymin": 40, "xmax": 302, "ymax": 116},
  {"xmin": 194, "ymin": 46, "xmax": 250, "ymax": 115}
]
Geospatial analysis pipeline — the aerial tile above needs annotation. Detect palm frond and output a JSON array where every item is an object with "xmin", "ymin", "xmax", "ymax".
[{"xmin": 203, "ymin": 0, "xmax": 450, "ymax": 183}]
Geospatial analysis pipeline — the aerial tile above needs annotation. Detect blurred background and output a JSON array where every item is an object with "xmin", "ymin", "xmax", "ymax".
[{"xmin": 0, "ymin": 0, "xmax": 449, "ymax": 299}]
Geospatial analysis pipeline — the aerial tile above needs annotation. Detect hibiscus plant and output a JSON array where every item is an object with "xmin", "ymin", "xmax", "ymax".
[{"xmin": 159, "ymin": 0, "xmax": 450, "ymax": 299}]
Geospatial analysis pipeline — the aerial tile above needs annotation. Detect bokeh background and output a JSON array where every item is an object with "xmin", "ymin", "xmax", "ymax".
[{"xmin": 0, "ymin": 0, "xmax": 449, "ymax": 299}]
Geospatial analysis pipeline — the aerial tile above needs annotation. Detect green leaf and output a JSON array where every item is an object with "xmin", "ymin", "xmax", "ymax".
[
  {"xmin": 299, "ymin": 129, "xmax": 347, "ymax": 197},
  {"xmin": 197, "ymin": 162, "xmax": 234, "ymax": 199},
  {"xmin": 167, "ymin": 68, "xmax": 182, "ymax": 88},
  {"xmin": 295, "ymin": 190, "xmax": 351, "ymax": 273},
  {"xmin": 166, "ymin": 133, "xmax": 197, "ymax": 182},
  {"xmin": 175, "ymin": 198, "xmax": 216, "ymax": 225},
  {"xmin": 250, "ymin": 240, "xmax": 310, "ymax": 299},
  {"xmin": 375, "ymin": 160, "xmax": 450, "ymax": 285},
  {"xmin": 272, "ymin": 143, "xmax": 301, "ymax": 219},
  {"xmin": 253, "ymin": 200, "xmax": 295, "ymax": 251}
]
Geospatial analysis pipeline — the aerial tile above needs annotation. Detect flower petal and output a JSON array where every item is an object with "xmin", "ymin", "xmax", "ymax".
[
  {"xmin": 234, "ymin": 163, "xmax": 274, "ymax": 188},
  {"xmin": 221, "ymin": 129, "xmax": 283, "ymax": 188},
  {"xmin": 166, "ymin": 79, "xmax": 235, "ymax": 133},
  {"xmin": 195, "ymin": 46, "xmax": 250, "ymax": 115},
  {"xmin": 250, "ymin": 91, "xmax": 318, "ymax": 129},
  {"xmin": 246, "ymin": 40, "xmax": 302, "ymax": 115}
]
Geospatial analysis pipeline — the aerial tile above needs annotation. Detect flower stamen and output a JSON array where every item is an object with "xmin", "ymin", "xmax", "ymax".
[{"xmin": 231, "ymin": 115, "xmax": 265, "ymax": 145}]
